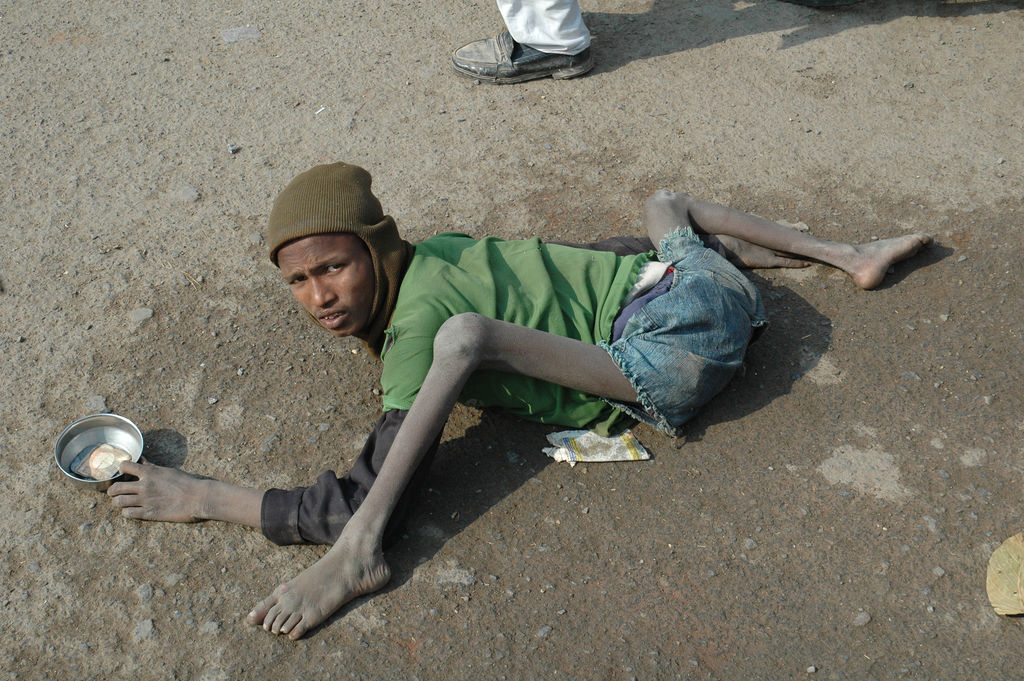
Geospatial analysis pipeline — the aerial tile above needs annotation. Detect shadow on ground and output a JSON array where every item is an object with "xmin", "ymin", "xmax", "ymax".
[
  {"xmin": 141, "ymin": 428, "xmax": 189, "ymax": 468},
  {"xmin": 586, "ymin": 0, "xmax": 1023, "ymax": 74}
]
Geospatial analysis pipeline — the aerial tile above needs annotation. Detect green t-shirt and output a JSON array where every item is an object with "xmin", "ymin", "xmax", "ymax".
[{"xmin": 380, "ymin": 234, "xmax": 653, "ymax": 434}]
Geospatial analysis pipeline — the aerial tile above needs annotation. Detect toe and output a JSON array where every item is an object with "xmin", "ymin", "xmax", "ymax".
[
  {"xmin": 247, "ymin": 598, "xmax": 272, "ymax": 625},
  {"xmin": 280, "ymin": 612, "xmax": 302, "ymax": 636},
  {"xmin": 288, "ymin": 622, "xmax": 309, "ymax": 641},
  {"xmin": 284, "ymin": 613, "xmax": 308, "ymax": 640},
  {"xmin": 263, "ymin": 603, "xmax": 286, "ymax": 633}
]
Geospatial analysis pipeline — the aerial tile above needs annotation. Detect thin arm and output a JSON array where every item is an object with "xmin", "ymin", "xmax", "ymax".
[
  {"xmin": 246, "ymin": 314, "xmax": 640, "ymax": 638},
  {"xmin": 348, "ymin": 313, "xmax": 637, "ymax": 540},
  {"xmin": 108, "ymin": 460, "xmax": 263, "ymax": 527}
]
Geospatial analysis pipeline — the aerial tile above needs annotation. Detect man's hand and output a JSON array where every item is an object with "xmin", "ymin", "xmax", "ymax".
[
  {"xmin": 107, "ymin": 461, "xmax": 265, "ymax": 528},
  {"xmin": 107, "ymin": 461, "xmax": 208, "ymax": 522}
]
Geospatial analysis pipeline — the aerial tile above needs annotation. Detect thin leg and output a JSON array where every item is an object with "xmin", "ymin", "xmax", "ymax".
[{"xmin": 643, "ymin": 190, "xmax": 933, "ymax": 290}]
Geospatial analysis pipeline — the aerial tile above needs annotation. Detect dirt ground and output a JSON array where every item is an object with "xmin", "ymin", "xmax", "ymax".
[{"xmin": 3, "ymin": 1, "xmax": 1023, "ymax": 679}]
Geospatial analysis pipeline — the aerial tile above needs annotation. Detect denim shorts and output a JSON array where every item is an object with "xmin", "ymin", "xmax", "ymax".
[{"xmin": 599, "ymin": 226, "xmax": 767, "ymax": 436}]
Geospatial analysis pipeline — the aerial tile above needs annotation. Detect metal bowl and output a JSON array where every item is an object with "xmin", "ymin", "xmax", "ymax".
[{"xmin": 54, "ymin": 413, "xmax": 143, "ymax": 491}]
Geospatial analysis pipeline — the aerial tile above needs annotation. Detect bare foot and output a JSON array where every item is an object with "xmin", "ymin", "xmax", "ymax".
[
  {"xmin": 842, "ymin": 234, "xmax": 933, "ymax": 290},
  {"xmin": 708, "ymin": 234, "xmax": 811, "ymax": 270},
  {"xmin": 246, "ymin": 540, "xmax": 391, "ymax": 640}
]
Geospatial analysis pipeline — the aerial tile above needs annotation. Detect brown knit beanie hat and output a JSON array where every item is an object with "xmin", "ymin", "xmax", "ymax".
[{"xmin": 267, "ymin": 162, "xmax": 413, "ymax": 356}]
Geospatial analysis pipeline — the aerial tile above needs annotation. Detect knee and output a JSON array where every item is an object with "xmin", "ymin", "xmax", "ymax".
[
  {"xmin": 644, "ymin": 189, "xmax": 695, "ymax": 214},
  {"xmin": 433, "ymin": 313, "xmax": 489, "ymax": 367}
]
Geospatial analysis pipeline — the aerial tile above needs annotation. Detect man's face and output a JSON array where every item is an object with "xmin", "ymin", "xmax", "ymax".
[{"xmin": 277, "ymin": 233, "xmax": 375, "ymax": 337}]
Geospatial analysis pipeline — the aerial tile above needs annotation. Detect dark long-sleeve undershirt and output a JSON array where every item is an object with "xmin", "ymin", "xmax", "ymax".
[{"xmin": 261, "ymin": 410, "xmax": 439, "ymax": 546}]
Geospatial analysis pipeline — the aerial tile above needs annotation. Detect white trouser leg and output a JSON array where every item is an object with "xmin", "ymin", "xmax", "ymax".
[{"xmin": 496, "ymin": 0, "xmax": 590, "ymax": 55}]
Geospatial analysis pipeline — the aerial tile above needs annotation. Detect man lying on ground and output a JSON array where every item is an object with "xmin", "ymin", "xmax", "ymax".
[{"xmin": 108, "ymin": 162, "xmax": 931, "ymax": 639}]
